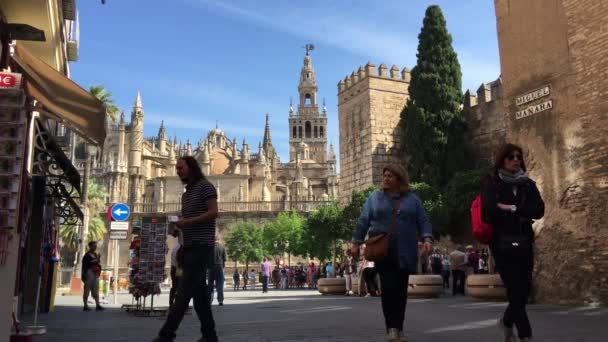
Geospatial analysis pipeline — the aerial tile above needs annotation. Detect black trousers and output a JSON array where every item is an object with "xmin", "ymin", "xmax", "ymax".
[
  {"xmin": 376, "ymin": 258, "xmax": 410, "ymax": 332},
  {"xmin": 494, "ymin": 248, "xmax": 533, "ymax": 339},
  {"xmin": 452, "ymin": 270, "xmax": 466, "ymax": 295},
  {"xmin": 262, "ymin": 275, "xmax": 269, "ymax": 292},
  {"xmin": 169, "ymin": 266, "xmax": 180, "ymax": 308},
  {"xmin": 441, "ymin": 270, "xmax": 450, "ymax": 289},
  {"xmin": 159, "ymin": 246, "xmax": 217, "ymax": 342},
  {"xmin": 362, "ymin": 268, "xmax": 378, "ymax": 295}
]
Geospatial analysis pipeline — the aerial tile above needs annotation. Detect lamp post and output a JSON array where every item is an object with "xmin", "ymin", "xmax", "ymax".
[{"xmin": 75, "ymin": 143, "xmax": 97, "ymax": 278}]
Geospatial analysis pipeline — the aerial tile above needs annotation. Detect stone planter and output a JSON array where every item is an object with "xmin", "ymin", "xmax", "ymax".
[
  {"xmin": 407, "ymin": 275, "xmax": 443, "ymax": 298},
  {"xmin": 466, "ymin": 274, "xmax": 506, "ymax": 300},
  {"xmin": 317, "ymin": 278, "xmax": 346, "ymax": 295}
]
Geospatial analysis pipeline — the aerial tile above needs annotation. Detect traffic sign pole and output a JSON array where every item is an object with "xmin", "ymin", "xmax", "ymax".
[{"xmin": 113, "ymin": 240, "xmax": 119, "ymax": 305}]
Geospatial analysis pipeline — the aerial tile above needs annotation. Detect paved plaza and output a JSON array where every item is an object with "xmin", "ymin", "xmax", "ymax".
[{"xmin": 26, "ymin": 289, "xmax": 608, "ymax": 342}]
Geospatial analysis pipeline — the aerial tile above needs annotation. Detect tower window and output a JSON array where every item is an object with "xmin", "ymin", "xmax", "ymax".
[
  {"xmin": 305, "ymin": 122, "xmax": 312, "ymax": 138},
  {"xmin": 314, "ymin": 126, "xmax": 318, "ymax": 138},
  {"xmin": 305, "ymin": 94, "xmax": 312, "ymax": 106},
  {"xmin": 320, "ymin": 126, "xmax": 324, "ymax": 137},
  {"xmin": 298, "ymin": 126, "xmax": 303, "ymax": 138},
  {"xmin": 216, "ymin": 136, "xmax": 221, "ymax": 147},
  {"xmin": 293, "ymin": 126, "xmax": 297, "ymax": 138}
]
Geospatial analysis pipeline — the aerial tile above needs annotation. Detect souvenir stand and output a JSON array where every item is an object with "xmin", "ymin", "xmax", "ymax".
[{"xmin": 123, "ymin": 216, "xmax": 168, "ymax": 316}]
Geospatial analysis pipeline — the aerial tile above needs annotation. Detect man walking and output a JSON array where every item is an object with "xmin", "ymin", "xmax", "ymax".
[
  {"xmin": 344, "ymin": 250, "xmax": 357, "ymax": 296},
  {"xmin": 261, "ymin": 258, "xmax": 272, "ymax": 293},
  {"xmin": 82, "ymin": 241, "xmax": 104, "ymax": 311},
  {"xmin": 450, "ymin": 245, "xmax": 468, "ymax": 296},
  {"xmin": 208, "ymin": 240, "xmax": 226, "ymax": 306},
  {"xmin": 152, "ymin": 156, "xmax": 219, "ymax": 342}
]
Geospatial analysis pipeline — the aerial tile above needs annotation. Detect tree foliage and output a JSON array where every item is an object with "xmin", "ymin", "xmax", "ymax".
[
  {"xmin": 225, "ymin": 222, "xmax": 265, "ymax": 269},
  {"xmin": 341, "ymin": 186, "xmax": 377, "ymax": 234},
  {"xmin": 302, "ymin": 202, "xmax": 348, "ymax": 264},
  {"xmin": 59, "ymin": 180, "xmax": 108, "ymax": 251},
  {"xmin": 90, "ymin": 85, "xmax": 120, "ymax": 122},
  {"xmin": 400, "ymin": 5, "xmax": 468, "ymax": 187},
  {"xmin": 262, "ymin": 212, "xmax": 305, "ymax": 262}
]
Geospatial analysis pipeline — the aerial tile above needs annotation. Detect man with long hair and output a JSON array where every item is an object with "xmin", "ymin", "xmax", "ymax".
[{"xmin": 153, "ymin": 156, "xmax": 219, "ymax": 342}]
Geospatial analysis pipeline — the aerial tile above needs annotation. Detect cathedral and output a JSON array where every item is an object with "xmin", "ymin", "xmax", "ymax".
[{"xmin": 95, "ymin": 50, "xmax": 338, "ymax": 210}]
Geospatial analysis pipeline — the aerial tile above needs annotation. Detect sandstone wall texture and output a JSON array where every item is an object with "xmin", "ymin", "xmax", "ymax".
[
  {"xmin": 463, "ymin": 79, "xmax": 506, "ymax": 164},
  {"xmin": 338, "ymin": 63, "xmax": 410, "ymax": 203},
  {"xmin": 495, "ymin": 0, "xmax": 608, "ymax": 305}
]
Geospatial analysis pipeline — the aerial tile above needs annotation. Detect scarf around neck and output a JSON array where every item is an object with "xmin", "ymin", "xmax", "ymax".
[{"xmin": 498, "ymin": 168, "xmax": 529, "ymax": 185}]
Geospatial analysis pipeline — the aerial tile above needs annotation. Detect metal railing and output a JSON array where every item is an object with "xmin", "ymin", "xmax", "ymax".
[{"xmin": 130, "ymin": 200, "xmax": 330, "ymax": 214}]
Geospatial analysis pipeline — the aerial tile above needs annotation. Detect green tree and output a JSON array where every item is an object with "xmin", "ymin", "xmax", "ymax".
[
  {"xmin": 303, "ymin": 202, "xmax": 348, "ymax": 268},
  {"xmin": 341, "ymin": 186, "xmax": 377, "ymax": 234},
  {"xmin": 59, "ymin": 180, "xmax": 108, "ymax": 251},
  {"xmin": 442, "ymin": 167, "xmax": 490, "ymax": 239},
  {"xmin": 90, "ymin": 85, "xmax": 120, "ymax": 122},
  {"xmin": 410, "ymin": 182, "xmax": 448, "ymax": 237},
  {"xmin": 262, "ymin": 212, "xmax": 305, "ymax": 265},
  {"xmin": 225, "ymin": 222, "xmax": 265, "ymax": 271},
  {"xmin": 400, "ymin": 5, "xmax": 467, "ymax": 187}
]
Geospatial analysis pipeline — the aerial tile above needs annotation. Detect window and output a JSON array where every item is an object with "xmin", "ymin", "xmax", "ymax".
[
  {"xmin": 216, "ymin": 136, "xmax": 221, "ymax": 147},
  {"xmin": 293, "ymin": 126, "xmax": 297, "ymax": 138},
  {"xmin": 314, "ymin": 126, "xmax": 318, "ymax": 138},
  {"xmin": 305, "ymin": 122, "xmax": 312, "ymax": 138},
  {"xmin": 320, "ymin": 126, "xmax": 324, "ymax": 137},
  {"xmin": 298, "ymin": 126, "xmax": 303, "ymax": 138},
  {"xmin": 305, "ymin": 94, "xmax": 312, "ymax": 106}
]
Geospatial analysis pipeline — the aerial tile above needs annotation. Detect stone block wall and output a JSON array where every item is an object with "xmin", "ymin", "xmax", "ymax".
[
  {"xmin": 338, "ymin": 63, "xmax": 410, "ymax": 203},
  {"xmin": 495, "ymin": 0, "xmax": 608, "ymax": 305}
]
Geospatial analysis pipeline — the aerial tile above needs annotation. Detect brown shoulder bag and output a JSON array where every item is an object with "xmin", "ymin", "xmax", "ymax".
[{"xmin": 364, "ymin": 198, "xmax": 402, "ymax": 261}]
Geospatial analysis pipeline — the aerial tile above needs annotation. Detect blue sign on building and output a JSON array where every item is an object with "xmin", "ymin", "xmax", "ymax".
[{"xmin": 110, "ymin": 203, "xmax": 130, "ymax": 222}]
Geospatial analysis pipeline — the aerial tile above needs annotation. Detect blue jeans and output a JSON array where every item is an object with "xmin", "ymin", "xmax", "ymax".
[
  {"xmin": 262, "ymin": 275, "xmax": 269, "ymax": 292},
  {"xmin": 208, "ymin": 266, "xmax": 224, "ymax": 304},
  {"xmin": 158, "ymin": 246, "xmax": 217, "ymax": 341}
]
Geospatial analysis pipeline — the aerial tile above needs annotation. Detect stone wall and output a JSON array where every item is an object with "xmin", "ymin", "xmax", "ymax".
[
  {"xmin": 463, "ymin": 78, "xmax": 506, "ymax": 164},
  {"xmin": 494, "ymin": 0, "xmax": 608, "ymax": 305},
  {"xmin": 338, "ymin": 63, "xmax": 410, "ymax": 203}
]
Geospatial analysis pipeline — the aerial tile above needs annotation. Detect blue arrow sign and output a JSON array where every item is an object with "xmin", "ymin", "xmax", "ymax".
[{"xmin": 111, "ymin": 203, "xmax": 130, "ymax": 222}]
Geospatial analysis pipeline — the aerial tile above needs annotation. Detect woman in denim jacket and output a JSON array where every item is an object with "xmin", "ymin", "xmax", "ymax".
[{"xmin": 351, "ymin": 164, "xmax": 433, "ymax": 342}]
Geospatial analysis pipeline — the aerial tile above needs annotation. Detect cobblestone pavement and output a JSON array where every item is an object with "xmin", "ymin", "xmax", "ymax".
[{"xmin": 26, "ymin": 289, "xmax": 608, "ymax": 341}]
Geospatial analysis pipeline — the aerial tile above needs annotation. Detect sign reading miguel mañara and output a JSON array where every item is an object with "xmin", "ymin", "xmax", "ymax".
[{"xmin": 515, "ymin": 85, "xmax": 552, "ymax": 120}]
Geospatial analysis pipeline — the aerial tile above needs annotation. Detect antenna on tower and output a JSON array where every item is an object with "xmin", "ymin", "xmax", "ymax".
[{"xmin": 303, "ymin": 43, "xmax": 315, "ymax": 56}]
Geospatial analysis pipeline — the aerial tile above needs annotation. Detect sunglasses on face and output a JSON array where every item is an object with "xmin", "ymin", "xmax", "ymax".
[{"xmin": 507, "ymin": 153, "xmax": 522, "ymax": 161}]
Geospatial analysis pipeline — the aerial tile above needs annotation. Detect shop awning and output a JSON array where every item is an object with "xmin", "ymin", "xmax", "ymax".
[{"xmin": 11, "ymin": 44, "xmax": 107, "ymax": 145}]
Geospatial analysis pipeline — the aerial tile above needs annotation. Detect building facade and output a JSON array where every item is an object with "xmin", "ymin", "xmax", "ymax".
[
  {"xmin": 86, "ymin": 50, "xmax": 338, "ymax": 214},
  {"xmin": 494, "ymin": 0, "xmax": 608, "ymax": 305},
  {"xmin": 338, "ymin": 62, "xmax": 411, "ymax": 202}
]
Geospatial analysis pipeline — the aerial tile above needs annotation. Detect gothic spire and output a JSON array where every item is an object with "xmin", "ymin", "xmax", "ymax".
[
  {"xmin": 263, "ymin": 113, "xmax": 272, "ymax": 146},
  {"xmin": 134, "ymin": 90, "xmax": 142, "ymax": 108},
  {"xmin": 119, "ymin": 110, "xmax": 126, "ymax": 124},
  {"xmin": 158, "ymin": 120, "xmax": 166, "ymax": 139}
]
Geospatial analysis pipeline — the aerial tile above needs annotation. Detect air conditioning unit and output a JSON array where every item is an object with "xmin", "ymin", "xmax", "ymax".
[{"xmin": 62, "ymin": 0, "xmax": 77, "ymax": 21}]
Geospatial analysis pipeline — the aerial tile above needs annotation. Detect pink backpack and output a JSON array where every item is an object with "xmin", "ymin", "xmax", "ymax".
[{"xmin": 471, "ymin": 194, "xmax": 494, "ymax": 244}]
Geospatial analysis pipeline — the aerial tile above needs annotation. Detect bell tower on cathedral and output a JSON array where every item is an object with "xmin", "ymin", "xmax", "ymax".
[{"xmin": 289, "ymin": 44, "xmax": 328, "ymax": 164}]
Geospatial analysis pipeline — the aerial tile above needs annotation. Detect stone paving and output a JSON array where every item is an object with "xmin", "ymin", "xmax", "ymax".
[{"xmin": 24, "ymin": 289, "xmax": 608, "ymax": 341}]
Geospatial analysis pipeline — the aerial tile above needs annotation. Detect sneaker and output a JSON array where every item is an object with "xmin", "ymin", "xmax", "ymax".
[
  {"xmin": 83, "ymin": 306, "xmax": 91, "ymax": 311},
  {"xmin": 96, "ymin": 306, "xmax": 105, "ymax": 311},
  {"xmin": 387, "ymin": 328, "xmax": 401, "ymax": 342},
  {"xmin": 497, "ymin": 318, "xmax": 515, "ymax": 342},
  {"xmin": 365, "ymin": 293, "xmax": 371, "ymax": 298},
  {"xmin": 218, "ymin": 302, "xmax": 223, "ymax": 306}
]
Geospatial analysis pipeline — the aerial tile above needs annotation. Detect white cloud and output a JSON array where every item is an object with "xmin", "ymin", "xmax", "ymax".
[{"xmin": 183, "ymin": 0, "xmax": 500, "ymax": 90}]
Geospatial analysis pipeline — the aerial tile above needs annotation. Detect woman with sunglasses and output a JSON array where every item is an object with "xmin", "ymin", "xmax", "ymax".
[{"xmin": 482, "ymin": 143, "xmax": 545, "ymax": 342}]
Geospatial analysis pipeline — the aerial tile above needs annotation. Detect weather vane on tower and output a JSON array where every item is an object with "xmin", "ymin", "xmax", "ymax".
[{"xmin": 304, "ymin": 43, "xmax": 315, "ymax": 56}]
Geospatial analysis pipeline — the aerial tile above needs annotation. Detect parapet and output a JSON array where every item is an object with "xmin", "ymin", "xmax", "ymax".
[
  {"xmin": 463, "ymin": 78, "xmax": 502, "ymax": 109},
  {"xmin": 338, "ymin": 61, "xmax": 411, "ymax": 93}
]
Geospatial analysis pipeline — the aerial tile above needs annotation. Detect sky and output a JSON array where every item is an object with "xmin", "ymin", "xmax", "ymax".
[{"xmin": 71, "ymin": 0, "xmax": 500, "ymax": 163}]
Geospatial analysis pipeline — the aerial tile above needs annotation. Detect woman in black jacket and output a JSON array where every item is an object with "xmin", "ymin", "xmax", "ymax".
[{"xmin": 482, "ymin": 143, "xmax": 544, "ymax": 342}]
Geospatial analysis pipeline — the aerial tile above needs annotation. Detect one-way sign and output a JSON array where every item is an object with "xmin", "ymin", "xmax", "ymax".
[{"xmin": 110, "ymin": 203, "xmax": 130, "ymax": 221}]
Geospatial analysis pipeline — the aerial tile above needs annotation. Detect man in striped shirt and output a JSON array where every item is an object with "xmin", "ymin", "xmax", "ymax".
[{"xmin": 153, "ymin": 156, "xmax": 219, "ymax": 342}]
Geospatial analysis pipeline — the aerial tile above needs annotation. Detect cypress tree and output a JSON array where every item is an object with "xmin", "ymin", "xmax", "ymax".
[{"xmin": 400, "ymin": 5, "xmax": 466, "ymax": 187}]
